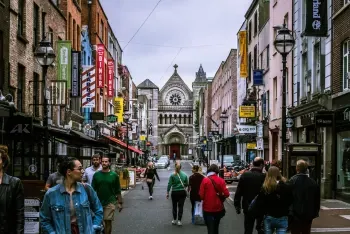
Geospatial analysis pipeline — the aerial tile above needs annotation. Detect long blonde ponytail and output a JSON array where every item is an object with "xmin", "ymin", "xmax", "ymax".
[{"xmin": 175, "ymin": 163, "xmax": 181, "ymax": 174}]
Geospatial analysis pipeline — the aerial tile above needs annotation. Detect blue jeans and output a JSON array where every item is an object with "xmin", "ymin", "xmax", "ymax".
[{"xmin": 264, "ymin": 216, "xmax": 288, "ymax": 234}]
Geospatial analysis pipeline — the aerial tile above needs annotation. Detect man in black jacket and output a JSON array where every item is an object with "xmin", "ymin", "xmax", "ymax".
[
  {"xmin": 288, "ymin": 159, "xmax": 320, "ymax": 234},
  {"xmin": 234, "ymin": 157, "xmax": 265, "ymax": 234}
]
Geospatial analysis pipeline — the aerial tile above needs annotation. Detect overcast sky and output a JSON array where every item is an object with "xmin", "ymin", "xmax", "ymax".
[{"xmin": 101, "ymin": 0, "xmax": 252, "ymax": 90}]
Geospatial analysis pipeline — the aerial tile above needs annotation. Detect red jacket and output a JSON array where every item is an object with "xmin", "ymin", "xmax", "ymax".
[{"xmin": 199, "ymin": 174, "xmax": 230, "ymax": 212}]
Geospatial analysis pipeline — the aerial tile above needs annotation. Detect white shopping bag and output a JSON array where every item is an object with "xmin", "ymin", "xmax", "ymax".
[{"xmin": 194, "ymin": 201, "xmax": 205, "ymax": 225}]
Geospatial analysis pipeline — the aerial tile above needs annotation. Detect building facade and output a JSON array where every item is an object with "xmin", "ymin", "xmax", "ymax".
[
  {"xmin": 0, "ymin": 0, "xmax": 10, "ymax": 94},
  {"xmin": 158, "ymin": 65, "xmax": 193, "ymax": 159}
]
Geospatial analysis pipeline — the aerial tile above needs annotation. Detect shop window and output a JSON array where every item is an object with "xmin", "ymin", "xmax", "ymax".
[
  {"xmin": 337, "ymin": 133, "xmax": 350, "ymax": 195},
  {"xmin": 343, "ymin": 40, "xmax": 349, "ymax": 90}
]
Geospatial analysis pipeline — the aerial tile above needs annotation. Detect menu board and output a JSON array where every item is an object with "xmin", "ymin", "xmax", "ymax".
[{"xmin": 24, "ymin": 198, "xmax": 40, "ymax": 234}]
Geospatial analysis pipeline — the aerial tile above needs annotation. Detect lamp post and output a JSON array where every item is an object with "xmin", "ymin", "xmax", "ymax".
[
  {"xmin": 219, "ymin": 110, "xmax": 228, "ymax": 178},
  {"xmin": 273, "ymin": 23, "xmax": 295, "ymax": 171},
  {"xmin": 123, "ymin": 113, "xmax": 131, "ymax": 166},
  {"xmin": 34, "ymin": 39, "xmax": 56, "ymax": 179}
]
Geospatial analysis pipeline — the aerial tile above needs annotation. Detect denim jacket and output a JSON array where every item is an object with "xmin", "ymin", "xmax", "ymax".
[{"xmin": 40, "ymin": 182, "xmax": 103, "ymax": 234}]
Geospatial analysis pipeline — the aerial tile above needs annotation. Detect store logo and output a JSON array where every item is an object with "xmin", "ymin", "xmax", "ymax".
[
  {"xmin": 343, "ymin": 108, "xmax": 350, "ymax": 122},
  {"xmin": 10, "ymin": 124, "xmax": 31, "ymax": 134}
]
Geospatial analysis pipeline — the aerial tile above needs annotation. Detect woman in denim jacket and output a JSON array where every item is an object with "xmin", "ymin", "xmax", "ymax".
[{"xmin": 40, "ymin": 157, "xmax": 103, "ymax": 234}]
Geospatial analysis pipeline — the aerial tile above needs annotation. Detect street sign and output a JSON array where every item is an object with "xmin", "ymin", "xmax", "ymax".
[
  {"xmin": 286, "ymin": 118, "xmax": 294, "ymax": 128},
  {"xmin": 237, "ymin": 125, "xmax": 257, "ymax": 134}
]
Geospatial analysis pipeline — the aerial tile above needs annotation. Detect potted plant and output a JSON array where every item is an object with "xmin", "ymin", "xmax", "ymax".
[{"xmin": 122, "ymin": 168, "xmax": 130, "ymax": 180}]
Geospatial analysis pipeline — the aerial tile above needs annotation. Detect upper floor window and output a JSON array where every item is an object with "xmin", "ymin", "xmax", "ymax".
[
  {"xmin": 254, "ymin": 12, "xmax": 258, "ymax": 36},
  {"xmin": 343, "ymin": 40, "xmax": 350, "ymax": 90},
  {"xmin": 33, "ymin": 4, "xmax": 39, "ymax": 47},
  {"xmin": 18, "ymin": 0, "xmax": 25, "ymax": 36},
  {"xmin": 100, "ymin": 20, "xmax": 104, "ymax": 41},
  {"xmin": 17, "ymin": 64, "xmax": 25, "ymax": 112},
  {"xmin": 248, "ymin": 21, "xmax": 252, "ymax": 43}
]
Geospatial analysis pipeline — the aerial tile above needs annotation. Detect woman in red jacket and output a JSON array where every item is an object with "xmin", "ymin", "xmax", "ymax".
[{"xmin": 199, "ymin": 164, "xmax": 230, "ymax": 234}]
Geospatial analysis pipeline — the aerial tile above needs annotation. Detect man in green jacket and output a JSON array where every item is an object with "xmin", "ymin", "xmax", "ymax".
[{"xmin": 92, "ymin": 156, "xmax": 123, "ymax": 234}]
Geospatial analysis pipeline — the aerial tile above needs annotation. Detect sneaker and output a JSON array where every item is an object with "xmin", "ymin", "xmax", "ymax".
[
  {"xmin": 150, "ymin": 196, "xmax": 153, "ymax": 200},
  {"xmin": 177, "ymin": 221, "xmax": 182, "ymax": 226},
  {"xmin": 172, "ymin": 220, "xmax": 177, "ymax": 225}
]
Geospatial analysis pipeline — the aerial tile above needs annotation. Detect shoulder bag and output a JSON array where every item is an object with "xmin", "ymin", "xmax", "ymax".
[
  {"xmin": 177, "ymin": 173, "xmax": 188, "ymax": 197},
  {"xmin": 208, "ymin": 176, "xmax": 226, "ymax": 202}
]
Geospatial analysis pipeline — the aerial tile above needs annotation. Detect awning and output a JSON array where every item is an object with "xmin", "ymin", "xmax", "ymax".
[
  {"xmin": 128, "ymin": 146, "xmax": 144, "ymax": 155},
  {"xmin": 105, "ymin": 135, "xmax": 144, "ymax": 154}
]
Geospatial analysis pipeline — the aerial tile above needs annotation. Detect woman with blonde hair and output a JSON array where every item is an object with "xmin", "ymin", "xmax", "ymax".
[
  {"xmin": 259, "ymin": 166, "xmax": 292, "ymax": 234},
  {"xmin": 144, "ymin": 162, "xmax": 160, "ymax": 200},
  {"xmin": 166, "ymin": 163, "xmax": 188, "ymax": 226}
]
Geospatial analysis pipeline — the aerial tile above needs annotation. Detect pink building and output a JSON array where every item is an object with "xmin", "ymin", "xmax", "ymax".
[{"xmin": 268, "ymin": 0, "xmax": 293, "ymax": 161}]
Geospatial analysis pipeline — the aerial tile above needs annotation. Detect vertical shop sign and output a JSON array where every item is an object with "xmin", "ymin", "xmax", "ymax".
[
  {"xmin": 82, "ymin": 66, "xmax": 96, "ymax": 108},
  {"xmin": 107, "ymin": 60, "xmax": 114, "ymax": 97},
  {"xmin": 239, "ymin": 31, "xmax": 247, "ymax": 78},
  {"xmin": 114, "ymin": 97, "xmax": 124, "ymax": 123},
  {"xmin": 71, "ymin": 51, "xmax": 81, "ymax": 97},
  {"xmin": 96, "ymin": 44, "xmax": 105, "ymax": 88},
  {"xmin": 304, "ymin": 0, "xmax": 328, "ymax": 37},
  {"xmin": 57, "ymin": 41, "xmax": 72, "ymax": 88}
]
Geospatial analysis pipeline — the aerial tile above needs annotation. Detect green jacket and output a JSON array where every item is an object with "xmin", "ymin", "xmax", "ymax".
[{"xmin": 167, "ymin": 171, "xmax": 189, "ymax": 193}]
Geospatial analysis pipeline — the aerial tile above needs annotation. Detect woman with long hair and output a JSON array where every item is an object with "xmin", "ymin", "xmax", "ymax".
[
  {"xmin": 0, "ymin": 146, "xmax": 24, "ymax": 234},
  {"xmin": 144, "ymin": 162, "xmax": 160, "ymax": 200},
  {"xmin": 259, "ymin": 166, "xmax": 292, "ymax": 234},
  {"xmin": 166, "ymin": 163, "xmax": 188, "ymax": 226},
  {"xmin": 188, "ymin": 165, "xmax": 205, "ymax": 223},
  {"xmin": 40, "ymin": 156, "xmax": 103, "ymax": 234}
]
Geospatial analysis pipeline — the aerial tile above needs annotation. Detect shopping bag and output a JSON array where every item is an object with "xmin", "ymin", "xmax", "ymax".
[{"xmin": 194, "ymin": 201, "xmax": 205, "ymax": 225}]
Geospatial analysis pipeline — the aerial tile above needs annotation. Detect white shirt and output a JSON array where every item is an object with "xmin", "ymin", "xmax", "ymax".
[{"xmin": 83, "ymin": 165, "xmax": 102, "ymax": 184}]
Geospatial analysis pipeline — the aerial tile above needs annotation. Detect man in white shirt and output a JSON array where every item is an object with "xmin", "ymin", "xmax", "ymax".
[{"xmin": 83, "ymin": 154, "xmax": 102, "ymax": 184}]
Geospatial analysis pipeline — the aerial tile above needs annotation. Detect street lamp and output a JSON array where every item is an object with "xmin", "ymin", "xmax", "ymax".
[
  {"xmin": 274, "ymin": 23, "xmax": 295, "ymax": 170},
  {"xmin": 34, "ymin": 39, "xmax": 56, "ymax": 179},
  {"xmin": 219, "ymin": 110, "xmax": 228, "ymax": 178},
  {"xmin": 123, "ymin": 113, "xmax": 131, "ymax": 166}
]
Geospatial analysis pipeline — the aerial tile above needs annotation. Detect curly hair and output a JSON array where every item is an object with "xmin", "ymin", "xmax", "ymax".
[
  {"xmin": 58, "ymin": 156, "xmax": 78, "ymax": 177},
  {"xmin": 0, "ymin": 145, "xmax": 10, "ymax": 171}
]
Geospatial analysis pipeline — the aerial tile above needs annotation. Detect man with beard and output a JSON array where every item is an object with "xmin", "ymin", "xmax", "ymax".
[
  {"xmin": 92, "ymin": 156, "xmax": 123, "ymax": 234},
  {"xmin": 83, "ymin": 154, "xmax": 102, "ymax": 184}
]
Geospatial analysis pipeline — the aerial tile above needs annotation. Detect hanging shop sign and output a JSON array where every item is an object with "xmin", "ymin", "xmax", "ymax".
[
  {"xmin": 256, "ymin": 122, "xmax": 263, "ymax": 138},
  {"xmin": 256, "ymin": 138, "xmax": 264, "ymax": 150},
  {"xmin": 304, "ymin": 0, "xmax": 328, "ymax": 37},
  {"xmin": 107, "ymin": 114, "xmax": 117, "ymax": 123},
  {"xmin": 114, "ymin": 97, "xmax": 124, "ymax": 124},
  {"xmin": 90, "ymin": 112, "xmax": 104, "ymax": 121},
  {"xmin": 71, "ymin": 51, "xmax": 81, "ymax": 97},
  {"xmin": 96, "ymin": 44, "xmax": 105, "ymax": 88},
  {"xmin": 315, "ymin": 111, "xmax": 333, "ymax": 127},
  {"xmin": 57, "ymin": 41, "xmax": 72, "ymax": 89},
  {"xmin": 82, "ymin": 66, "xmax": 96, "ymax": 108},
  {"xmin": 247, "ymin": 142, "xmax": 257, "ymax": 149},
  {"xmin": 237, "ymin": 125, "xmax": 257, "ymax": 134},
  {"xmin": 107, "ymin": 60, "xmax": 114, "ymax": 97},
  {"xmin": 253, "ymin": 69, "xmax": 264, "ymax": 86},
  {"xmin": 239, "ymin": 106, "xmax": 256, "ymax": 118},
  {"xmin": 239, "ymin": 31, "xmax": 247, "ymax": 78}
]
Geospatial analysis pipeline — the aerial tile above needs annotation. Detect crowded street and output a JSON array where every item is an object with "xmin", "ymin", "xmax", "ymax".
[{"xmin": 113, "ymin": 161, "xmax": 350, "ymax": 234}]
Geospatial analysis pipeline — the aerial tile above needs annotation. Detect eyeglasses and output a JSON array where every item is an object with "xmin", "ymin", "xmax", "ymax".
[{"xmin": 73, "ymin": 167, "xmax": 84, "ymax": 172}]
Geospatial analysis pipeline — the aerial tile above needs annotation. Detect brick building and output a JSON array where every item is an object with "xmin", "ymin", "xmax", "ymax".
[
  {"xmin": 0, "ymin": 0, "xmax": 10, "ymax": 94},
  {"xmin": 332, "ymin": 0, "xmax": 350, "ymax": 200}
]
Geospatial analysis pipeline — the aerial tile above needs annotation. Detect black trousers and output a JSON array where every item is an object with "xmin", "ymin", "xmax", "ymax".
[
  {"xmin": 147, "ymin": 179, "xmax": 155, "ymax": 196},
  {"xmin": 203, "ymin": 210, "xmax": 225, "ymax": 234},
  {"xmin": 243, "ymin": 212, "xmax": 264, "ymax": 234},
  {"xmin": 190, "ymin": 199, "xmax": 196, "ymax": 217},
  {"xmin": 171, "ymin": 190, "xmax": 187, "ymax": 221}
]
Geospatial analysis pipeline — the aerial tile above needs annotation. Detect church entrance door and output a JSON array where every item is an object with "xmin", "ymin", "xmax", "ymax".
[{"xmin": 170, "ymin": 144, "xmax": 181, "ymax": 160}]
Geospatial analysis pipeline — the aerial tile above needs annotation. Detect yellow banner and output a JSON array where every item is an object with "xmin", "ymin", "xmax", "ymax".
[
  {"xmin": 247, "ymin": 142, "xmax": 257, "ymax": 149},
  {"xmin": 114, "ymin": 97, "xmax": 124, "ymax": 123},
  {"xmin": 140, "ymin": 135, "xmax": 146, "ymax": 141},
  {"xmin": 239, "ymin": 105, "xmax": 256, "ymax": 118},
  {"xmin": 239, "ymin": 31, "xmax": 247, "ymax": 78}
]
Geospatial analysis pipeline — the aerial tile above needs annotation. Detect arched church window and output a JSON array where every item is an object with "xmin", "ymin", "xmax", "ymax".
[
  {"xmin": 174, "ymin": 115, "xmax": 177, "ymax": 124},
  {"xmin": 170, "ymin": 115, "xmax": 172, "ymax": 124},
  {"xmin": 183, "ymin": 115, "xmax": 187, "ymax": 124},
  {"xmin": 164, "ymin": 115, "xmax": 167, "ymax": 124},
  {"xmin": 159, "ymin": 115, "xmax": 162, "ymax": 124},
  {"xmin": 179, "ymin": 115, "xmax": 182, "ymax": 124},
  {"xmin": 188, "ymin": 115, "xmax": 191, "ymax": 124}
]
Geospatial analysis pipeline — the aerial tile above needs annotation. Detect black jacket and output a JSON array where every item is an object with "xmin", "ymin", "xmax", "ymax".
[
  {"xmin": 234, "ymin": 167, "xmax": 265, "ymax": 212},
  {"xmin": 144, "ymin": 168, "xmax": 160, "ymax": 181},
  {"xmin": 0, "ymin": 173, "xmax": 24, "ymax": 234},
  {"xmin": 288, "ymin": 173, "xmax": 320, "ymax": 221}
]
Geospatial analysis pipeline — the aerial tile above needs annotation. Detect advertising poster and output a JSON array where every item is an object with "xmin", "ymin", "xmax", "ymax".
[
  {"xmin": 57, "ymin": 41, "xmax": 72, "ymax": 89},
  {"xmin": 239, "ymin": 31, "xmax": 247, "ymax": 78},
  {"xmin": 114, "ymin": 97, "xmax": 124, "ymax": 123}
]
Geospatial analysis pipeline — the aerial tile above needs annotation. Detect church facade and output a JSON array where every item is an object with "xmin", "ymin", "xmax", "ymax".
[{"xmin": 157, "ymin": 65, "xmax": 194, "ymax": 159}]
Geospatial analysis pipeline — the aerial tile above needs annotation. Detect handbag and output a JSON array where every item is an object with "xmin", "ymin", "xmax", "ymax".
[
  {"xmin": 177, "ymin": 174, "xmax": 188, "ymax": 197},
  {"xmin": 208, "ymin": 176, "xmax": 226, "ymax": 202},
  {"xmin": 248, "ymin": 191, "xmax": 264, "ymax": 217}
]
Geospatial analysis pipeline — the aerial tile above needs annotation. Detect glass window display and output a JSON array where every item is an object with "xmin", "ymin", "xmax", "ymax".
[{"xmin": 337, "ymin": 132, "xmax": 350, "ymax": 195}]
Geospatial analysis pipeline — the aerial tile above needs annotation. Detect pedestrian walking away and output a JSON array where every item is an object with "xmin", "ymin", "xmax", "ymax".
[
  {"xmin": 92, "ymin": 156, "xmax": 123, "ymax": 234},
  {"xmin": 199, "ymin": 164, "xmax": 229, "ymax": 234},
  {"xmin": 188, "ymin": 165, "xmax": 205, "ymax": 223},
  {"xmin": 234, "ymin": 157, "xmax": 266, "ymax": 234},
  {"xmin": 45, "ymin": 155, "xmax": 64, "ymax": 191},
  {"xmin": 167, "ymin": 162, "xmax": 189, "ymax": 226},
  {"xmin": 40, "ymin": 156, "xmax": 103, "ymax": 234},
  {"xmin": 287, "ymin": 160, "xmax": 320, "ymax": 234},
  {"xmin": 144, "ymin": 161, "xmax": 160, "ymax": 200},
  {"xmin": 82, "ymin": 154, "xmax": 102, "ymax": 185},
  {"xmin": 0, "ymin": 145, "xmax": 24, "ymax": 234}
]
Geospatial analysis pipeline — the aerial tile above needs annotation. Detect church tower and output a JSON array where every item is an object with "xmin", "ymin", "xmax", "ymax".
[{"xmin": 192, "ymin": 64, "xmax": 208, "ymax": 133}]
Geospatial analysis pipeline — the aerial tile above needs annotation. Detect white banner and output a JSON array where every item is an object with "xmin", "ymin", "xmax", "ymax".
[{"xmin": 237, "ymin": 125, "xmax": 257, "ymax": 134}]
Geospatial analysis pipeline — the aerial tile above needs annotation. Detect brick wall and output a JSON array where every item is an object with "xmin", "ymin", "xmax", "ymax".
[
  {"xmin": 0, "ymin": 0, "xmax": 10, "ymax": 93},
  {"xmin": 332, "ymin": 2, "xmax": 350, "ymax": 94},
  {"xmin": 9, "ymin": 0, "xmax": 66, "ymax": 120},
  {"xmin": 60, "ymin": 0, "xmax": 82, "ymax": 51}
]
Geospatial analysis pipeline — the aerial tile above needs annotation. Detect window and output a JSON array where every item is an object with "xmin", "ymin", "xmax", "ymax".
[
  {"xmin": 18, "ymin": 0, "xmax": 25, "ymax": 36},
  {"xmin": 248, "ymin": 52, "xmax": 252, "ymax": 82},
  {"xmin": 254, "ymin": 45, "xmax": 257, "ymax": 69},
  {"xmin": 68, "ymin": 13, "xmax": 72, "ymax": 41},
  {"xmin": 73, "ymin": 19, "xmax": 76, "ymax": 49},
  {"xmin": 51, "ymin": 0, "xmax": 60, "ymax": 6},
  {"xmin": 77, "ymin": 25, "xmax": 80, "ymax": 50},
  {"xmin": 48, "ymin": 28, "xmax": 53, "ymax": 45},
  {"xmin": 343, "ymin": 40, "xmax": 350, "ymax": 90},
  {"xmin": 273, "ymin": 77, "xmax": 277, "ymax": 118},
  {"xmin": 345, "ymin": 0, "xmax": 350, "ymax": 6},
  {"xmin": 17, "ymin": 65, "xmax": 25, "ymax": 112},
  {"xmin": 33, "ymin": 73, "xmax": 40, "ymax": 117},
  {"xmin": 33, "ymin": 4, "xmax": 39, "ymax": 47},
  {"xmin": 100, "ymin": 20, "xmax": 104, "ymax": 40},
  {"xmin": 248, "ymin": 21, "xmax": 252, "ymax": 42},
  {"xmin": 273, "ymin": 29, "xmax": 277, "ymax": 54},
  {"xmin": 260, "ymin": 53, "xmax": 263, "ymax": 69},
  {"xmin": 42, "ymin": 12, "xmax": 46, "ymax": 40},
  {"xmin": 266, "ymin": 45, "xmax": 270, "ymax": 68},
  {"xmin": 254, "ymin": 12, "xmax": 258, "ymax": 36},
  {"xmin": 314, "ymin": 43, "xmax": 320, "ymax": 92}
]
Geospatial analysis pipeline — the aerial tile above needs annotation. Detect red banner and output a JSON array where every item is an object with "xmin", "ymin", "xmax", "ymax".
[
  {"xmin": 107, "ymin": 59, "xmax": 114, "ymax": 97},
  {"xmin": 96, "ymin": 44, "xmax": 104, "ymax": 88}
]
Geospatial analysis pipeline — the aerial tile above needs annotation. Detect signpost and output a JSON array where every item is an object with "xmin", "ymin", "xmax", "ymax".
[{"xmin": 24, "ymin": 198, "xmax": 40, "ymax": 234}]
